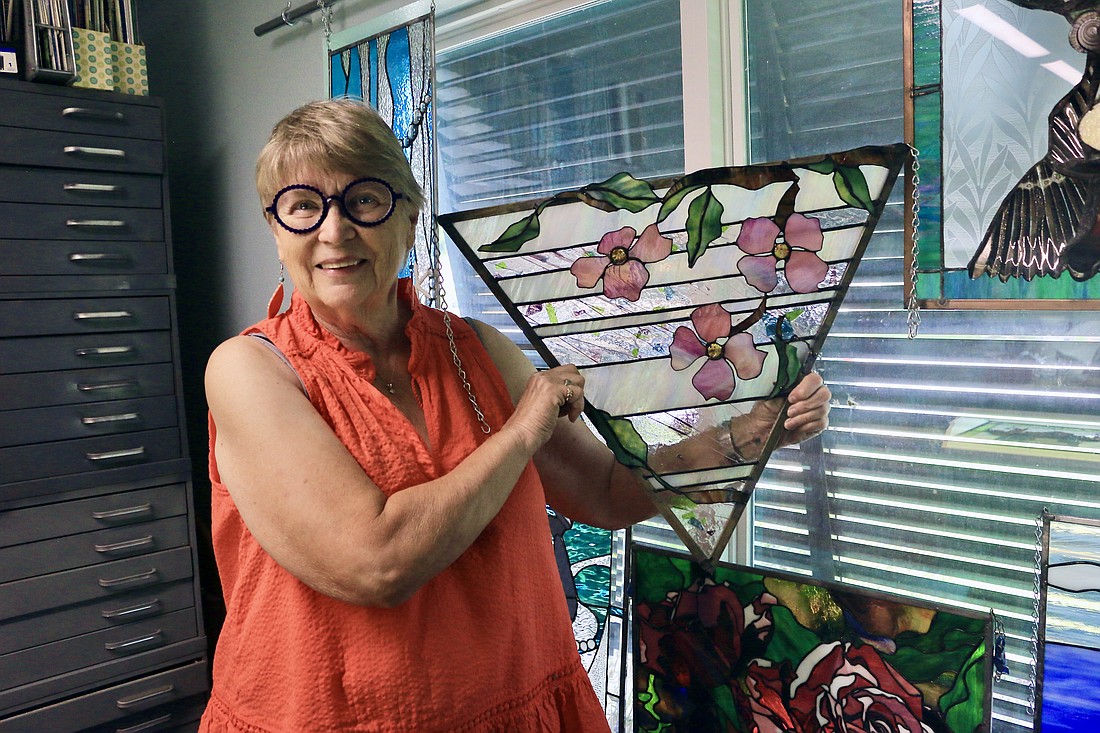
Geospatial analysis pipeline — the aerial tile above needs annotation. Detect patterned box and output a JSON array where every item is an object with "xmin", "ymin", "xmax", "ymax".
[
  {"xmin": 111, "ymin": 40, "xmax": 148, "ymax": 96},
  {"xmin": 71, "ymin": 28, "xmax": 115, "ymax": 91}
]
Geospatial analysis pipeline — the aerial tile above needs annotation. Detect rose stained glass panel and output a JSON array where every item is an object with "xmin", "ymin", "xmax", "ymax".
[{"xmin": 631, "ymin": 544, "xmax": 993, "ymax": 733}]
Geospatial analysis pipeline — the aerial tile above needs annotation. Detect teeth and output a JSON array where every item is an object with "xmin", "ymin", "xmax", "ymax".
[{"xmin": 319, "ymin": 260, "xmax": 362, "ymax": 270}]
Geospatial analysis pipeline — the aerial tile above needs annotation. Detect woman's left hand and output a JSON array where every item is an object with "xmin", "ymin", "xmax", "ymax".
[
  {"xmin": 728, "ymin": 372, "xmax": 832, "ymax": 460},
  {"xmin": 779, "ymin": 371, "xmax": 831, "ymax": 445}
]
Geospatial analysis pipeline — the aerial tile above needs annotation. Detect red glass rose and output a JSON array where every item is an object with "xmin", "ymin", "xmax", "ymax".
[
  {"xmin": 788, "ymin": 641, "xmax": 932, "ymax": 733},
  {"xmin": 637, "ymin": 579, "xmax": 748, "ymax": 690}
]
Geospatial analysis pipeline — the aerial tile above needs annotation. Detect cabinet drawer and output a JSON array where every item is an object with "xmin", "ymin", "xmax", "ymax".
[
  {"xmin": 0, "ymin": 202, "xmax": 164, "ymax": 241},
  {"xmin": 0, "ymin": 659, "xmax": 208, "ymax": 733},
  {"xmin": 0, "ymin": 363, "xmax": 175, "ymax": 410},
  {"xmin": 0, "ymin": 127, "xmax": 162, "ymax": 173},
  {"xmin": 0, "ymin": 516, "xmax": 191, "ymax": 583},
  {"xmin": 0, "ymin": 427, "xmax": 182, "ymax": 483},
  {"xmin": 0, "ymin": 580, "xmax": 195, "ymax": 656},
  {"xmin": 89, "ymin": 698, "xmax": 207, "ymax": 733},
  {"xmin": 0, "ymin": 332, "xmax": 173, "ymax": 374},
  {"xmin": 0, "ymin": 484, "xmax": 187, "ymax": 547},
  {"xmin": 0, "ymin": 167, "xmax": 161, "ymax": 207},
  {"xmin": 0, "ymin": 395, "xmax": 179, "ymax": 448},
  {"xmin": 0, "ymin": 609, "xmax": 198, "ymax": 691},
  {"xmin": 0, "ymin": 547, "xmax": 195, "ymax": 622},
  {"xmin": 0, "ymin": 297, "xmax": 170, "ymax": 337},
  {"xmin": 0, "ymin": 87, "xmax": 162, "ymax": 140},
  {"xmin": 0, "ymin": 239, "xmax": 168, "ymax": 276}
]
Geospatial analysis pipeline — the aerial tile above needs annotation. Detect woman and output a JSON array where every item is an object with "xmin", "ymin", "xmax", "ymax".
[{"xmin": 199, "ymin": 98, "xmax": 831, "ymax": 732}]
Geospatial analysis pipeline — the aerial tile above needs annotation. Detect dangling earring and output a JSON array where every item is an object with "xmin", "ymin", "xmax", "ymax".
[{"xmin": 267, "ymin": 262, "xmax": 285, "ymax": 319}]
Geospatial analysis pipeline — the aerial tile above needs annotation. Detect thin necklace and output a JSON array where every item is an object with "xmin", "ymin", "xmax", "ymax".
[{"xmin": 379, "ymin": 355, "xmax": 396, "ymax": 395}]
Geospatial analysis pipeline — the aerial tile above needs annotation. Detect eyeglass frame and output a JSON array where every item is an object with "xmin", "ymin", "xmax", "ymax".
[{"xmin": 265, "ymin": 176, "xmax": 405, "ymax": 234}]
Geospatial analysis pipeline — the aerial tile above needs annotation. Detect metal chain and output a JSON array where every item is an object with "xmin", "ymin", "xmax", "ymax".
[
  {"xmin": 1026, "ymin": 508, "xmax": 1048, "ymax": 718},
  {"xmin": 444, "ymin": 311, "xmax": 492, "ymax": 434},
  {"xmin": 432, "ymin": 222, "xmax": 492, "ymax": 435},
  {"xmin": 905, "ymin": 143, "xmax": 922, "ymax": 340},
  {"xmin": 316, "ymin": 0, "xmax": 333, "ymax": 48}
]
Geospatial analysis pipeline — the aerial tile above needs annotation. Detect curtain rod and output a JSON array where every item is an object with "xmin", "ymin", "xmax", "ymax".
[{"xmin": 254, "ymin": 1, "xmax": 339, "ymax": 37}]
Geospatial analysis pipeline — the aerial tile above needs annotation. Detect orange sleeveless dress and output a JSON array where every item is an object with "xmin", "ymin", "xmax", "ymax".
[{"xmin": 199, "ymin": 281, "xmax": 608, "ymax": 733}]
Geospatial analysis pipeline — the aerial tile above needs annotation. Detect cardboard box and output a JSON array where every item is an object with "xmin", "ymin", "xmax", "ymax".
[{"xmin": 71, "ymin": 27, "xmax": 148, "ymax": 96}]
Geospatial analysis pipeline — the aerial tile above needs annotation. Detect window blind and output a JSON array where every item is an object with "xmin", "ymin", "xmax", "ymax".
[{"xmin": 436, "ymin": 0, "xmax": 684, "ymax": 368}]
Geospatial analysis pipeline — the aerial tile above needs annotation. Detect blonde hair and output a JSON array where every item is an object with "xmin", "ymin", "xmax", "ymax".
[{"xmin": 255, "ymin": 98, "xmax": 425, "ymax": 217}]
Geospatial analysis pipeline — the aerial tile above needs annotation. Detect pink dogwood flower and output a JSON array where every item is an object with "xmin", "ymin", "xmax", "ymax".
[
  {"xmin": 570, "ymin": 223, "xmax": 672, "ymax": 301},
  {"xmin": 670, "ymin": 303, "xmax": 766, "ymax": 401},
  {"xmin": 736, "ymin": 213, "xmax": 829, "ymax": 294}
]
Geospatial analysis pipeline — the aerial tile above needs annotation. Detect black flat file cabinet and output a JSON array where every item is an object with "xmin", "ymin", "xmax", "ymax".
[{"xmin": 0, "ymin": 78, "xmax": 208, "ymax": 733}]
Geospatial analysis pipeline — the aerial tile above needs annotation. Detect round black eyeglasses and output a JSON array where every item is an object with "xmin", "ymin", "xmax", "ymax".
[{"xmin": 266, "ymin": 177, "xmax": 404, "ymax": 234}]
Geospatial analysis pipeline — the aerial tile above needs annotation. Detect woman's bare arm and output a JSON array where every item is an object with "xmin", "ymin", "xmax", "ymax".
[{"xmin": 207, "ymin": 334, "xmax": 569, "ymax": 608}]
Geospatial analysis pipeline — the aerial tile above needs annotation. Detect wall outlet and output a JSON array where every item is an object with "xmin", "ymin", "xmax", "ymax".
[{"xmin": 0, "ymin": 48, "xmax": 17, "ymax": 74}]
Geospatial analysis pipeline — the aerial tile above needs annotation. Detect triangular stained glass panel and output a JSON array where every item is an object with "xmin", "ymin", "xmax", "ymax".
[{"xmin": 439, "ymin": 144, "xmax": 908, "ymax": 565}]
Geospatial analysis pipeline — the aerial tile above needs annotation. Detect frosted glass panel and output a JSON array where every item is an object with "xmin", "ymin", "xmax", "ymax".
[{"xmin": 942, "ymin": 0, "xmax": 1084, "ymax": 269}]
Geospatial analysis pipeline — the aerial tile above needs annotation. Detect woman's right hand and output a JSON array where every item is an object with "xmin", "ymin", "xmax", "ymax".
[{"xmin": 506, "ymin": 366, "xmax": 585, "ymax": 452}]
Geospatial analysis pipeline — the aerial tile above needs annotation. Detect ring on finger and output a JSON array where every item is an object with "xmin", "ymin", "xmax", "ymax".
[{"xmin": 565, "ymin": 387, "xmax": 574, "ymax": 402}]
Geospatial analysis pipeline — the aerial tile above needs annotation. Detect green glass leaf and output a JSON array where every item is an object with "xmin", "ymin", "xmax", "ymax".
[
  {"xmin": 941, "ymin": 641, "xmax": 988, "ymax": 733},
  {"xmin": 578, "ymin": 172, "xmax": 660, "ymax": 213},
  {"xmin": 656, "ymin": 184, "xmax": 703, "ymax": 223},
  {"xmin": 833, "ymin": 167, "xmax": 875, "ymax": 211},
  {"xmin": 711, "ymin": 684, "xmax": 744, "ymax": 728},
  {"xmin": 762, "ymin": 605, "xmax": 827, "ymax": 664},
  {"xmin": 685, "ymin": 187, "xmax": 725, "ymax": 267},
  {"xmin": 638, "ymin": 674, "xmax": 673, "ymax": 732},
  {"xmin": 588, "ymin": 406, "xmax": 649, "ymax": 468},
  {"xmin": 635, "ymin": 551, "xmax": 691, "ymax": 605},
  {"xmin": 478, "ymin": 212, "xmax": 540, "ymax": 253},
  {"xmin": 768, "ymin": 313, "xmax": 803, "ymax": 398},
  {"xmin": 806, "ymin": 159, "xmax": 837, "ymax": 175},
  {"xmin": 889, "ymin": 613, "xmax": 988, "ymax": 682}
]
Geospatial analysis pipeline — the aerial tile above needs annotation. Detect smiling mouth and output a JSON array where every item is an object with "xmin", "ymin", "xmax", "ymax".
[{"xmin": 317, "ymin": 259, "xmax": 366, "ymax": 271}]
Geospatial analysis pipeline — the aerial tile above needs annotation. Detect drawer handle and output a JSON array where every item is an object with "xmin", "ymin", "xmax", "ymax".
[
  {"xmin": 95, "ymin": 535, "xmax": 154, "ymax": 554},
  {"xmin": 70, "ymin": 252, "xmax": 132, "ymax": 263},
  {"xmin": 78, "ymin": 378, "xmax": 138, "ymax": 391},
  {"xmin": 102, "ymin": 598, "xmax": 161, "ymax": 621},
  {"xmin": 93, "ymin": 502, "xmax": 153, "ymax": 521},
  {"xmin": 83, "ymin": 412, "xmax": 140, "ymax": 425},
  {"xmin": 64, "ymin": 145, "xmax": 127, "ymax": 159},
  {"xmin": 99, "ymin": 568, "xmax": 159, "ymax": 588},
  {"xmin": 86, "ymin": 446, "xmax": 146, "ymax": 461},
  {"xmin": 105, "ymin": 629, "xmax": 163, "ymax": 652},
  {"xmin": 64, "ymin": 182, "xmax": 121, "ymax": 192},
  {"xmin": 67, "ymin": 219, "xmax": 127, "ymax": 228},
  {"xmin": 74, "ymin": 310, "xmax": 134, "ymax": 321},
  {"xmin": 76, "ymin": 346, "xmax": 134, "ymax": 357},
  {"xmin": 62, "ymin": 106, "xmax": 126, "ymax": 122},
  {"xmin": 116, "ymin": 713, "xmax": 173, "ymax": 733},
  {"xmin": 116, "ymin": 683, "xmax": 174, "ymax": 709}
]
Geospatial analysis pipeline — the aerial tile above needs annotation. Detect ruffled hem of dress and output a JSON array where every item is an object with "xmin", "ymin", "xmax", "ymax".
[{"xmin": 198, "ymin": 660, "xmax": 609, "ymax": 733}]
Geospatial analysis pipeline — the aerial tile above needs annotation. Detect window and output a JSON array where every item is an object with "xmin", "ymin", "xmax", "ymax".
[{"xmin": 436, "ymin": 0, "xmax": 684, "ymax": 367}]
